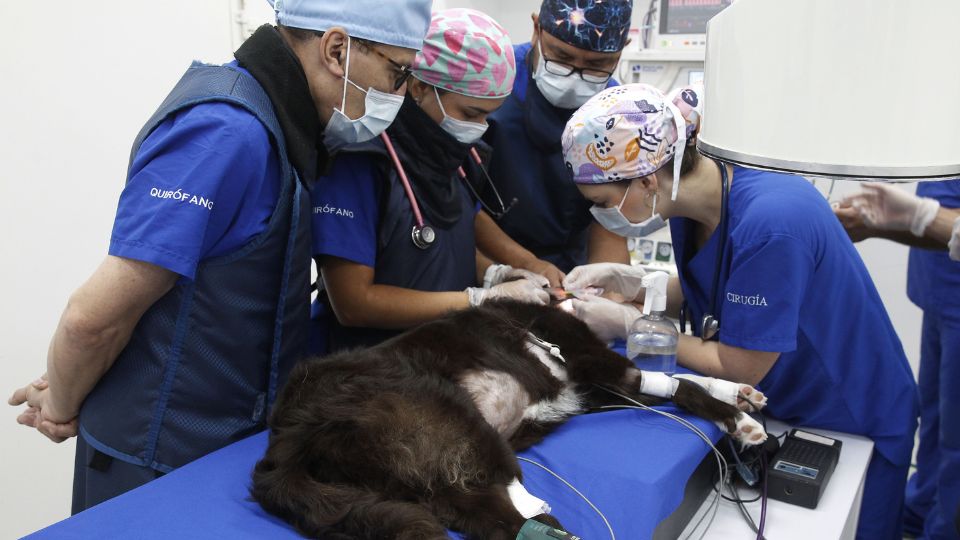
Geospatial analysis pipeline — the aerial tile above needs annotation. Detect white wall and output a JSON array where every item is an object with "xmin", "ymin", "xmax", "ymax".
[
  {"xmin": 0, "ymin": 2, "xmax": 922, "ymax": 538},
  {"xmin": 0, "ymin": 2, "xmax": 237, "ymax": 537}
]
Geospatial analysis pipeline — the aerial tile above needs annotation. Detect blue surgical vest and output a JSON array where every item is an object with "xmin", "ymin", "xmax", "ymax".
[
  {"xmin": 483, "ymin": 43, "xmax": 617, "ymax": 273},
  {"xmin": 311, "ymin": 144, "xmax": 477, "ymax": 351},
  {"xmin": 671, "ymin": 166, "xmax": 918, "ymax": 466},
  {"xmin": 80, "ymin": 63, "xmax": 311, "ymax": 473},
  {"xmin": 908, "ymin": 179, "xmax": 960, "ymax": 313},
  {"xmin": 108, "ymin": 61, "xmax": 280, "ymax": 280}
]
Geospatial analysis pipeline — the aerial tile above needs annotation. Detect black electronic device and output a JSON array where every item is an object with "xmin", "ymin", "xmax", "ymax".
[{"xmin": 767, "ymin": 429, "xmax": 842, "ymax": 509}]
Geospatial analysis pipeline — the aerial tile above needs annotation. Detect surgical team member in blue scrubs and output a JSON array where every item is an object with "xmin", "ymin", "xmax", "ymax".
[
  {"xmin": 561, "ymin": 84, "xmax": 919, "ymax": 539},
  {"xmin": 311, "ymin": 9, "xmax": 551, "ymax": 352},
  {"xmin": 475, "ymin": 0, "xmax": 633, "ymax": 286},
  {"xmin": 7, "ymin": 0, "xmax": 433, "ymax": 512},
  {"xmin": 838, "ymin": 181, "xmax": 960, "ymax": 540}
]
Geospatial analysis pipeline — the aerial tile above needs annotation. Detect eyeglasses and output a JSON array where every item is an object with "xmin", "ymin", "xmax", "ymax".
[
  {"xmin": 538, "ymin": 33, "xmax": 614, "ymax": 84},
  {"xmin": 364, "ymin": 44, "xmax": 414, "ymax": 92}
]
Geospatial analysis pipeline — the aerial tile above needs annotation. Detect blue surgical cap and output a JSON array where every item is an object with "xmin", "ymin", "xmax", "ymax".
[
  {"xmin": 268, "ymin": 0, "xmax": 433, "ymax": 50},
  {"xmin": 539, "ymin": 0, "xmax": 633, "ymax": 53}
]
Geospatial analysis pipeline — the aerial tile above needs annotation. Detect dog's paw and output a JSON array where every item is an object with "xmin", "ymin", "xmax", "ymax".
[
  {"xmin": 729, "ymin": 412, "xmax": 767, "ymax": 446},
  {"xmin": 736, "ymin": 385, "xmax": 767, "ymax": 412}
]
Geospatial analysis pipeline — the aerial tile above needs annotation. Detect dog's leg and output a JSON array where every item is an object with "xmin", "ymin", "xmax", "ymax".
[
  {"xmin": 509, "ymin": 420, "xmax": 564, "ymax": 451},
  {"xmin": 671, "ymin": 378, "xmax": 768, "ymax": 446},
  {"xmin": 672, "ymin": 373, "xmax": 768, "ymax": 412},
  {"xmin": 251, "ymin": 465, "xmax": 448, "ymax": 540},
  {"xmin": 338, "ymin": 499, "xmax": 450, "ymax": 540},
  {"xmin": 434, "ymin": 483, "xmax": 570, "ymax": 540}
]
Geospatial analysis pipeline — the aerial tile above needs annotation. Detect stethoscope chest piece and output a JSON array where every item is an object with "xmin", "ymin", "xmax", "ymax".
[
  {"xmin": 701, "ymin": 314, "xmax": 720, "ymax": 341},
  {"xmin": 411, "ymin": 225, "xmax": 436, "ymax": 250}
]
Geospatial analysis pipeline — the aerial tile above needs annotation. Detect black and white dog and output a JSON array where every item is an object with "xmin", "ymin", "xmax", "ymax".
[{"xmin": 252, "ymin": 300, "xmax": 767, "ymax": 540}]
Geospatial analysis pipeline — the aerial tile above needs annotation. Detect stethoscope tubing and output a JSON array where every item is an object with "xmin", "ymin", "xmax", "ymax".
[
  {"xmin": 381, "ymin": 132, "xmax": 426, "ymax": 230},
  {"xmin": 382, "ymin": 132, "xmax": 515, "ymax": 250},
  {"xmin": 679, "ymin": 158, "xmax": 731, "ymax": 340}
]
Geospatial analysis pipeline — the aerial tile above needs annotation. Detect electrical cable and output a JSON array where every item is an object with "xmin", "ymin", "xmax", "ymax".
[
  {"xmin": 730, "ymin": 481, "xmax": 762, "ymax": 535},
  {"xmin": 598, "ymin": 402, "xmax": 727, "ymax": 540},
  {"xmin": 592, "ymin": 384, "xmax": 730, "ymax": 540},
  {"xmin": 517, "ymin": 457, "xmax": 616, "ymax": 540},
  {"xmin": 714, "ymin": 430, "xmax": 790, "ymax": 538},
  {"xmin": 641, "ymin": 0, "xmax": 658, "ymax": 50},
  {"xmin": 554, "ymin": 383, "xmax": 773, "ymax": 539},
  {"xmin": 512, "ymin": 381, "xmax": 746, "ymax": 540},
  {"xmin": 757, "ymin": 452, "xmax": 769, "ymax": 540}
]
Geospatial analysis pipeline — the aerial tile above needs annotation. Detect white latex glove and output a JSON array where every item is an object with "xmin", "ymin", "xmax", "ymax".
[
  {"xmin": 567, "ymin": 295, "xmax": 642, "ymax": 342},
  {"xmin": 841, "ymin": 183, "xmax": 940, "ymax": 236},
  {"xmin": 483, "ymin": 264, "xmax": 550, "ymax": 289},
  {"xmin": 563, "ymin": 262, "xmax": 647, "ymax": 302},
  {"xmin": 466, "ymin": 279, "xmax": 550, "ymax": 306}
]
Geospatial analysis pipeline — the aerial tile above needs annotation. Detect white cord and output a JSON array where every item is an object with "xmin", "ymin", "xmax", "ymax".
[
  {"xmin": 593, "ymin": 385, "xmax": 729, "ymax": 540},
  {"xmin": 515, "ymin": 386, "xmax": 731, "ymax": 540},
  {"xmin": 517, "ymin": 456, "xmax": 616, "ymax": 540}
]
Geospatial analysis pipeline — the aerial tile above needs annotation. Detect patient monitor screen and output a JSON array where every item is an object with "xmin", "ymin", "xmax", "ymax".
[{"xmin": 659, "ymin": 0, "xmax": 733, "ymax": 35}]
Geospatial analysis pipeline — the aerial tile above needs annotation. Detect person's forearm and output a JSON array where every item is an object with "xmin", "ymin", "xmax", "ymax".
[
  {"xmin": 677, "ymin": 336, "xmax": 726, "ymax": 379},
  {"xmin": 44, "ymin": 256, "xmax": 176, "ymax": 421},
  {"xmin": 677, "ymin": 336, "xmax": 778, "ymax": 386},
  {"xmin": 474, "ymin": 211, "xmax": 539, "ymax": 267},
  {"xmin": 331, "ymin": 285, "xmax": 471, "ymax": 330},
  {"xmin": 870, "ymin": 229, "xmax": 947, "ymax": 250},
  {"xmin": 46, "ymin": 296, "xmax": 138, "ymax": 420},
  {"xmin": 664, "ymin": 276, "xmax": 684, "ymax": 318},
  {"xmin": 587, "ymin": 222, "xmax": 629, "ymax": 264},
  {"xmin": 476, "ymin": 249, "xmax": 494, "ymax": 284},
  {"xmin": 925, "ymin": 207, "xmax": 960, "ymax": 245}
]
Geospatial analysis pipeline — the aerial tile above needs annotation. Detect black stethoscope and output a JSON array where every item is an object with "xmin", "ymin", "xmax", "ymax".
[
  {"xmin": 679, "ymin": 159, "xmax": 731, "ymax": 341},
  {"xmin": 457, "ymin": 147, "xmax": 518, "ymax": 220},
  {"xmin": 380, "ymin": 132, "xmax": 515, "ymax": 250}
]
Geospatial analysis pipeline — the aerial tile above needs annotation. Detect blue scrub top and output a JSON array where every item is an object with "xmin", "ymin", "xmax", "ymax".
[
  {"xmin": 309, "ymin": 149, "xmax": 480, "ymax": 352},
  {"xmin": 109, "ymin": 62, "xmax": 280, "ymax": 280},
  {"xmin": 671, "ymin": 166, "xmax": 918, "ymax": 466},
  {"xmin": 908, "ymin": 179, "xmax": 960, "ymax": 313},
  {"xmin": 309, "ymin": 153, "xmax": 381, "ymax": 268},
  {"xmin": 482, "ymin": 43, "xmax": 618, "ymax": 272}
]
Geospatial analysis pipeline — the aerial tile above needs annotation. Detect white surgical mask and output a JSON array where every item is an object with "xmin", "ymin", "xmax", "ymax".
[
  {"xmin": 324, "ymin": 37, "xmax": 404, "ymax": 151},
  {"xmin": 434, "ymin": 87, "xmax": 488, "ymax": 144},
  {"xmin": 532, "ymin": 41, "xmax": 607, "ymax": 109},
  {"xmin": 590, "ymin": 183, "xmax": 666, "ymax": 238}
]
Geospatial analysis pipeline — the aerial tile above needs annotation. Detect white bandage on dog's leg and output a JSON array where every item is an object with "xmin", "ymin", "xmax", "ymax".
[
  {"xmin": 672, "ymin": 374, "xmax": 739, "ymax": 405},
  {"xmin": 508, "ymin": 478, "xmax": 551, "ymax": 519},
  {"xmin": 640, "ymin": 371, "xmax": 680, "ymax": 398}
]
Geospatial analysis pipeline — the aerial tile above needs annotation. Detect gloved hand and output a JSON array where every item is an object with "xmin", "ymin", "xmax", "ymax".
[
  {"xmin": 483, "ymin": 264, "xmax": 550, "ymax": 289},
  {"xmin": 567, "ymin": 295, "xmax": 642, "ymax": 342},
  {"xmin": 466, "ymin": 279, "xmax": 550, "ymax": 306},
  {"xmin": 841, "ymin": 183, "xmax": 940, "ymax": 236},
  {"xmin": 563, "ymin": 263, "xmax": 647, "ymax": 302}
]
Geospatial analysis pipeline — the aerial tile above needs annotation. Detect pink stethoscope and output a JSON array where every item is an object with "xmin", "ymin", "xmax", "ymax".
[{"xmin": 380, "ymin": 132, "xmax": 515, "ymax": 250}]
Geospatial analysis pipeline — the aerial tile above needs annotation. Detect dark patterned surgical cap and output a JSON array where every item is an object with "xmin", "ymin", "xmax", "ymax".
[{"xmin": 539, "ymin": 0, "xmax": 633, "ymax": 53}]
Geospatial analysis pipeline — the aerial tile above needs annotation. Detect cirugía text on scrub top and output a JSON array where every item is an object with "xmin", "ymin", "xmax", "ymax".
[
  {"xmin": 149, "ymin": 187, "xmax": 214, "ymax": 210},
  {"xmin": 313, "ymin": 204, "xmax": 354, "ymax": 218},
  {"xmin": 726, "ymin": 292, "xmax": 769, "ymax": 306}
]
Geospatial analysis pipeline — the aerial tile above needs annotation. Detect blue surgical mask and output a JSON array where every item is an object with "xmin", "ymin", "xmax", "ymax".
[
  {"xmin": 434, "ymin": 87, "xmax": 488, "ymax": 144},
  {"xmin": 590, "ymin": 184, "xmax": 666, "ymax": 238}
]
